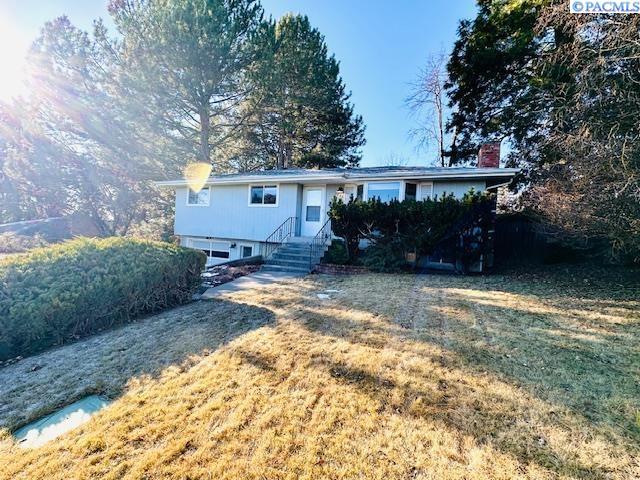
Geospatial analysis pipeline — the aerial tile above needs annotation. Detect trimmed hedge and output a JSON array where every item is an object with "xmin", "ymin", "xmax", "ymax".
[
  {"xmin": 329, "ymin": 192, "xmax": 495, "ymax": 272},
  {"xmin": 0, "ymin": 237, "xmax": 206, "ymax": 361}
]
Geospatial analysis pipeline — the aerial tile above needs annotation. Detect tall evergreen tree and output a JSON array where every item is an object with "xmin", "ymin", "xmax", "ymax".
[
  {"xmin": 0, "ymin": 2, "xmax": 367, "ymax": 236},
  {"xmin": 1, "ymin": 16, "xmax": 161, "ymax": 235},
  {"xmin": 0, "ymin": 108, "xmax": 33, "ymax": 223},
  {"xmin": 445, "ymin": 0, "xmax": 547, "ymax": 165},
  {"xmin": 109, "ymin": 0, "xmax": 264, "ymax": 172},
  {"xmin": 446, "ymin": 0, "xmax": 640, "ymax": 261},
  {"xmin": 240, "ymin": 14, "xmax": 365, "ymax": 169}
]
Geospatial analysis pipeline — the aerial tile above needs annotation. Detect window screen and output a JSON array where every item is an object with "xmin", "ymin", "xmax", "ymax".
[
  {"xmin": 420, "ymin": 183, "xmax": 434, "ymax": 200},
  {"xmin": 306, "ymin": 206, "xmax": 321, "ymax": 222},
  {"xmin": 241, "ymin": 246, "xmax": 253, "ymax": 258}
]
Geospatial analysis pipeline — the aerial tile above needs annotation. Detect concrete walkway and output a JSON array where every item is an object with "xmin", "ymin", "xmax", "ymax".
[{"xmin": 201, "ymin": 270, "xmax": 305, "ymax": 299}]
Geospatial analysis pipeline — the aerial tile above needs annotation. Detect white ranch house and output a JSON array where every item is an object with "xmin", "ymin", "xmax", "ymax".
[{"xmin": 158, "ymin": 166, "xmax": 518, "ymax": 272}]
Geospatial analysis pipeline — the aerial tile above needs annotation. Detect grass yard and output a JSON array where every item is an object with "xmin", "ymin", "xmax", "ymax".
[{"xmin": 1, "ymin": 267, "xmax": 639, "ymax": 479}]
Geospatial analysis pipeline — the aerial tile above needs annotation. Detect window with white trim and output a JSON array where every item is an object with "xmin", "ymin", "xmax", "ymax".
[
  {"xmin": 419, "ymin": 182, "xmax": 434, "ymax": 201},
  {"xmin": 189, "ymin": 239, "xmax": 229, "ymax": 260},
  {"xmin": 187, "ymin": 187, "xmax": 210, "ymax": 206},
  {"xmin": 249, "ymin": 185, "xmax": 278, "ymax": 205},
  {"xmin": 367, "ymin": 182, "xmax": 401, "ymax": 203},
  {"xmin": 241, "ymin": 245, "xmax": 253, "ymax": 258}
]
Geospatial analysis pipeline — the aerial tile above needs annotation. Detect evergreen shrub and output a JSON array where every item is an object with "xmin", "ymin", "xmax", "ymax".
[
  {"xmin": 0, "ymin": 237, "xmax": 205, "ymax": 360},
  {"xmin": 329, "ymin": 192, "xmax": 494, "ymax": 272}
]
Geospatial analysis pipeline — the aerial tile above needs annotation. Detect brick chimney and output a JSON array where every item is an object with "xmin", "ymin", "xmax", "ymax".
[{"xmin": 478, "ymin": 142, "xmax": 500, "ymax": 168}]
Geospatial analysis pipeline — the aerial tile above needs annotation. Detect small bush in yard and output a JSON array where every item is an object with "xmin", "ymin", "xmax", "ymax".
[
  {"xmin": 0, "ymin": 237, "xmax": 206, "ymax": 361},
  {"xmin": 362, "ymin": 238, "xmax": 408, "ymax": 272},
  {"xmin": 322, "ymin": 240, "xmax": 350, "ymax": 265}
]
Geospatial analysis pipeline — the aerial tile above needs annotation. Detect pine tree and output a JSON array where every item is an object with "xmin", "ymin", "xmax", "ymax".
[
  {"xmin": 445, "ymin": 0, "xmax": 546, "ymax": 164},
  {"xmin": 240, "ymin": 14, "xmax": 365, "ymax": 169},
  {"xmin": 108, "ymin": 0, "xmax": 265, "ymax": 172},
  {"xmin": 2, "ymin": 16, "xmax": 156, "ymax": 235}
]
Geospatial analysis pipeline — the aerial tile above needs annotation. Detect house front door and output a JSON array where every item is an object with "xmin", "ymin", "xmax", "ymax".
[{"xmin": 301, "ymin": 186, "xmax": 324, "ymax": 237}]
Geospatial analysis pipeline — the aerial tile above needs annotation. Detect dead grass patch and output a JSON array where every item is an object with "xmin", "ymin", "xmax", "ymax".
[{"xmin": 1, "ymin": 269, "xmax": 639, "ymax": 479}]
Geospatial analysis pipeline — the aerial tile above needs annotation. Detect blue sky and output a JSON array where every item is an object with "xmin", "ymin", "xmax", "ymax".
[{"xmin": 0, "ymin": 0, "xmax": 477, "ymax": 166}]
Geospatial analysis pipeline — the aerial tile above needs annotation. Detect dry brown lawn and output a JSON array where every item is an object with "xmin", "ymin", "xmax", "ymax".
[{"xmin": 1, "ymin": 268, "xmax": 639, "ymax": 479}]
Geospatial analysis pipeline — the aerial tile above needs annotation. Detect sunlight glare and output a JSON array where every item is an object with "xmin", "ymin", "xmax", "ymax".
[
  {"xmin": 184, "ymin": 162, "xmax": 213, "ymax": 193},
  {"xmin": 0, "ymin": 12, "xmax": 30, "ymax": 101}
]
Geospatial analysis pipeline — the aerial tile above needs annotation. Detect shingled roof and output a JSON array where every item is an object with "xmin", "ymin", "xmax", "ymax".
[{"xmin": 156, "ymin": 165, "xmax": 519, "ymax": 187}]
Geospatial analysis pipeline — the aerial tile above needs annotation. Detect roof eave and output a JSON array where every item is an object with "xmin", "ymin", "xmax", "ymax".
[
  {"xmin": 155, "ymin": 168, "xmax": 520, "ymax": 188},
  {"xmin": 343, "ymin": 168, "xmax": 519, "ymax": 181}
]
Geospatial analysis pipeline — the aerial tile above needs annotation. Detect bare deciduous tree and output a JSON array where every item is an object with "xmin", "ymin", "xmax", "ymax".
[
  {"xmin": 378, "ymin": 152, "xmax": 409, "ymax": 167},
  {"xmin": 406, "ymin": 52, "xmax": 454, "ymax": 167},
  {"xmin": 528, "ymin": 6, "xmax": 640, "ymax": 262}
]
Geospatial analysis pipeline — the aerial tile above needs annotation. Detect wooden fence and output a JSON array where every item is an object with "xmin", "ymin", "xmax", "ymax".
[{"xmin": 494, "ymin": 214, "xmax": 552, "ymax": 264}]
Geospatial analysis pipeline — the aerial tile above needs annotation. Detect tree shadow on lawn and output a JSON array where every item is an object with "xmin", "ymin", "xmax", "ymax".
[
  {"xmin": 490, "ymin": 264, "xmax": 640, "ymax": 305},
  {"xmin": 280, "ymin": 290, "xmax": 640, "ymax": 479},
  {"xmin": 0, "ymin": 298, "xmax": 275, "ymax": 433},
  {"xmin": 414, "ymin": 287, "xmax": 640, "ymax": 438},
  {"xmin": 233, "ymin": 335, "xmax": 613, "ymax": 479},
  {"xmin": 327, "ymin": 274, "xmax": 640, "ymax": 444}
]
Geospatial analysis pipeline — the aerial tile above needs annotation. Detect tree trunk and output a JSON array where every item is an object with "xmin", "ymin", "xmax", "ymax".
[
  {"xmin": 276, "ymin": 135, "xmax": 292, "ymax": 169},
  {"xmin": 283, "ymin": 140, "xmax": 292, "ymax": 169},
  {"xmin": 88, "ymin": 206, "xmax": 112, "ymax": 237},
  {"xmin": 435, "ymin": 80, "xmax": 445, "ymax": 167},
  {"xmin": 199, "ymin": 106, "xmax": 211, "ymax": 165},
  {"xmin": 276, "ymin": 142, "xmax": 285, "ymax": 169}
]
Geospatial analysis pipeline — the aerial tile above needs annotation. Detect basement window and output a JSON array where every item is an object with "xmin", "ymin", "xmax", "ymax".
[{"xmin": 189, "ymin": 239, "xmax": 230, "ymax": 264}]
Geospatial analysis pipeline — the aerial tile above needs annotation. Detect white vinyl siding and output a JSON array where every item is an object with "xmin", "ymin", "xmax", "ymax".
[{"xmin": 175, "ymin": 184, "xmax": 298, "ymax": 241}]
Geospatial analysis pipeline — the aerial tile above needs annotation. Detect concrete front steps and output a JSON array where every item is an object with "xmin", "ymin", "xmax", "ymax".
[{"xmin": 261, "ymin": 239, "xmax": 327, "ymax": 274}]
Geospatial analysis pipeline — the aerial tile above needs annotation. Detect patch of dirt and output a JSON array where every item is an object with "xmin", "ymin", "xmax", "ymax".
[{"xmin": 199, "ymin": 264, "xmax": 261, "ymax": 292}]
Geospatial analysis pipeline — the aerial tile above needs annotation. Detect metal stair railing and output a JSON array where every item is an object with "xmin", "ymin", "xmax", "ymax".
[
  {"xmin": 262, "ymin": 216, "xmax": 297, "ymax": 260},
  {"xmin": 309, "ymin": 218, "xmax": 332, "ymax": 270}
]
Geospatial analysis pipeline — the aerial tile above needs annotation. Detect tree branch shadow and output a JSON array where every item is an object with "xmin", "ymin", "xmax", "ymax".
[
  {"xmin": 0, "ymin": 299, "xmax": 275, "ymax": 432},
  {"xmin": 280, "ymin": 290, "xmax": 638, "ymax": 479}
]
